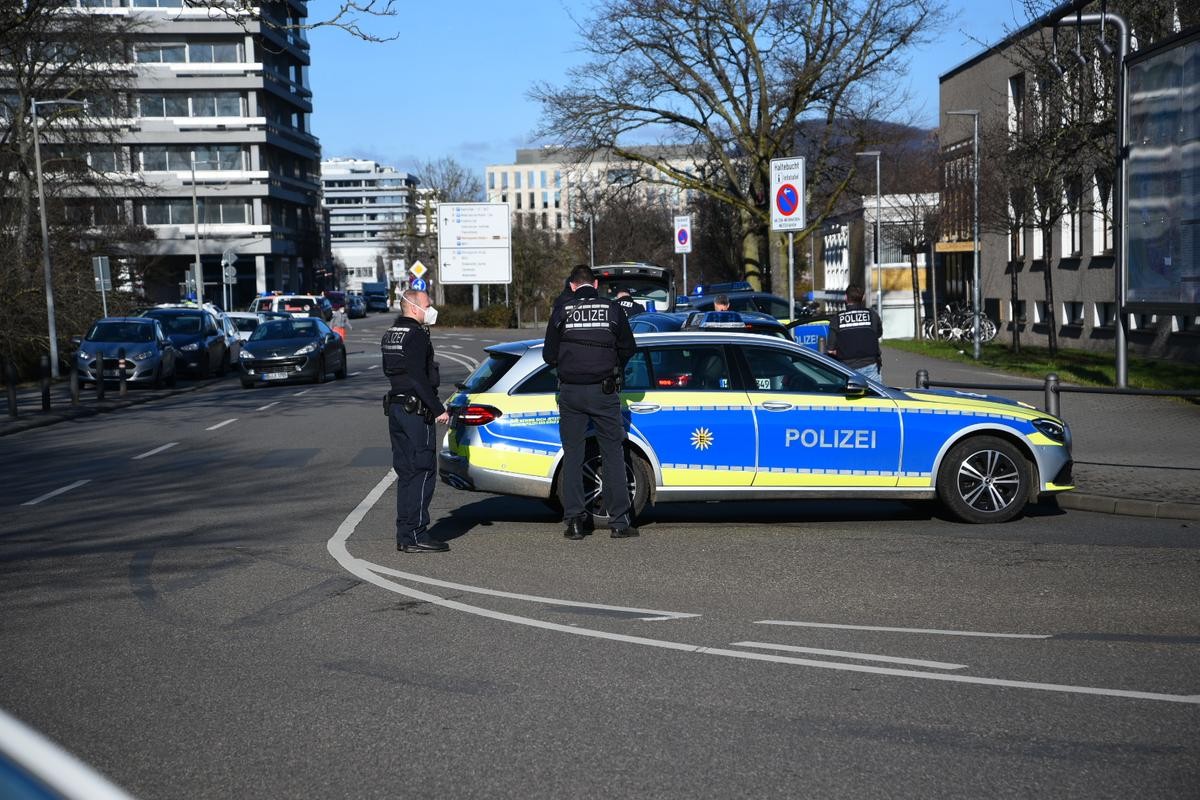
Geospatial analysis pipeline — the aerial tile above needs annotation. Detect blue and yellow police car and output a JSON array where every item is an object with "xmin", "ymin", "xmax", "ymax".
[{"xmin": 438, "ymin": 333, "xmax": 1073, "ymax": 525}]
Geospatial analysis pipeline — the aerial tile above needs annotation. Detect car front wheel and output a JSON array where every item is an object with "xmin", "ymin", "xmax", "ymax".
[{"xmin": 937, "ymin": 435, "xmax": 1030, "ymax": 523}]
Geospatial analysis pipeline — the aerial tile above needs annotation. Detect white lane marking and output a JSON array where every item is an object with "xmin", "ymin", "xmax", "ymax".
[
  {"xmin": 206, "ymin": 418, "xmax": 238, "ymax": 431},
  {"xmin": 365, "ymin": 561, "xmax": 698, "ymax": 620},
  {"xmin": 756, "ymin": 620, "xmax": 1051, "ymax": 639},
  {"xmin": 368, "ymin": 364, "xmax": 379, "ymax": 370},
  {"xmin": 438, "ymin": 351, "xmax": 481, "ymax": 372},
  {"xmin": 293, "ymin": 389, "xmax": 311, "ymax": 396},
  {"xmin": 255, "ymin": 401, "xmax": 280, "ymax": 412},
  {"xmin": 132, "ymin": 442, "xmax": 179, "ymax": 460},
  {"xmin": 349, "ymin": 371, "xmax": 362, "ymax": 377},
  {"xmin": 449, "ymin": 344, "xmax": 463, "ymax": 349},
  {"xmin": 731, "ymin": 642, "xmax": 968, "ymax": 670},
  {"xmin": 22, "ymin": 480, "xmax": 90, "ymax": 506},
  {"xmin": 327, "ymin": 473, "xmax": 1200, "ymax": 705}
]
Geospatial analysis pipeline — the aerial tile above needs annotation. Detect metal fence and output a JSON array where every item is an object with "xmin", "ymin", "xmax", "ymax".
[{"xmin": 914, "ymin": 369, "xmax": 1200, "ymax": 418}]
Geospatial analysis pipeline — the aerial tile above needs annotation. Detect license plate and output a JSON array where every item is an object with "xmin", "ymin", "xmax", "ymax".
[{"xmin": 263, "ymin": 372, "xmax": 288, "ymax": 380}]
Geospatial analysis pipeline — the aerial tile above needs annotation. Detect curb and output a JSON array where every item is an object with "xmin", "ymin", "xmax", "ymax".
[{"xmin": 1057, "ymin": 492, "xmax": 1200, "ymax": 522}]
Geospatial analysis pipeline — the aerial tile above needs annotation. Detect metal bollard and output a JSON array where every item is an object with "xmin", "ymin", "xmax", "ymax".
[
  {"xmin": 69, "ymin": 358, "xmax": 80, "ymax": 406},
  {"xmin": 5, "ymin": 361, "xmax": 16, "ymax": 419},
  {"xmin": 40, "ymin": 355, "xmax": 51, "ymax": 412},
  {"xmin": 1045, "ymin": 372, "xmax": 1060, "ymax": 417},
  {"xmin": 118, "ymin": 347, "xmax": 128, "ymax": 398},
  {"xmin": 915, "ymin": 368, "xmax": 929, "ymax": 389}
]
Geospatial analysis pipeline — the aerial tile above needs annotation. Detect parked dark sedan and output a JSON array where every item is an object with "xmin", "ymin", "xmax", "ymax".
[
  {"xmin": 74, "ymin": 317, "xmax": 177, "ymax": 388},
  {"xmin": 346, "ymin": 293, "xmax": 367, "ymax": 319},
  {"xmin": 238, "ymin": 317, "xmax": 348, "ymax": 388},
  {"xmin": 138, "ymin": 307, "xmax": 229, "ymax": 376}
]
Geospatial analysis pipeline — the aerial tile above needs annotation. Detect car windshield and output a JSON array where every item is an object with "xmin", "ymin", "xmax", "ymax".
[
  {"xmin": 87, "ymin": 322, "xmax": 154, "ymax": 343},
  {"xmin": 249, "ymin": 320, "xmax": 318, "ymax": 341},
  {"xmin": 231, "ymin": 317, "xmax": 259, "ymax": 333},
  {"xmin": 598, "ymin": 278, "xmax": 670, "ymax": 309},
  {"xmin": 149, "ymin": 314, "xmax": 203, "ymax": 334}
]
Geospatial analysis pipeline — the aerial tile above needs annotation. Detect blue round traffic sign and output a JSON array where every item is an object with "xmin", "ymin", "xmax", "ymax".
[
  {"xmin": 411, "ymin": 277, "xmax": 428, "ymax": 291},
  {"xmin": 677, "ymin": 228, "xmax": 689, "ymax": 246},
  {"xmin": 776, "ymin": 183, "xmax": 799, "ymax": 217}
]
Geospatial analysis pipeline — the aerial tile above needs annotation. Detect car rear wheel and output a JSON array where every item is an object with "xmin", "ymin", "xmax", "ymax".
[
  {"xmin": 575, "ymin": 447, "xmax": 651, "ymax": 528},
  {"xmin": 937, "ymin": 435, "xmax": 1030, "ymax": 523}
]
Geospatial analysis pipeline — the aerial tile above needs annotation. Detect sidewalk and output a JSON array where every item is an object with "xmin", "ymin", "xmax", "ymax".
[{"xmin": 883, "ymin": 344, "xmax": 1200, "ymax": 521}]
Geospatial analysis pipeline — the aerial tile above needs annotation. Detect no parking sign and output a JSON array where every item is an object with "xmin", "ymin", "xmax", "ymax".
[
  {"xmin": 770, "ymin": 157, "xmax": 806, "ymax": 232},
  {"xmin": 673, "ymin": 215, "xmax": 692, "ymax": 254}
]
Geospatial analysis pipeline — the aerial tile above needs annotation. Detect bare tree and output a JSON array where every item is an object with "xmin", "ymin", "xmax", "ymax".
[
  {"xmin": 511, "ymin": 225, "xmax": 572, "ymax": 327},
  {"xmin": 0, "ymin": 1, "xmax": 150, "ymax": 372},
  {"xmin": 531, "ymin": 0, "xmax": 947, "ymax": 291}
]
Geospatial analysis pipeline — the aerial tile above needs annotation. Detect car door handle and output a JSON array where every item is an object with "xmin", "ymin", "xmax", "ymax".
[
  {"xmin": 628, "ymin": 403, "xmax": 660, "ymax": 413},
  {"xmin": 759, "ymin": 401, "xmax": 794, "ymax": 411}
]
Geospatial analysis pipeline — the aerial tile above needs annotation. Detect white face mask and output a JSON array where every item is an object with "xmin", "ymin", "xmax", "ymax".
[{"xmin": 405, "ymin": 295, "xmax": 438, "ymax": 326}]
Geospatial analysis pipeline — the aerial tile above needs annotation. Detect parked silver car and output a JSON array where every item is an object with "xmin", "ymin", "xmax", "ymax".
[{"xmin": 75, "ymin": 317, "xmax": 177, "ymax": 388}]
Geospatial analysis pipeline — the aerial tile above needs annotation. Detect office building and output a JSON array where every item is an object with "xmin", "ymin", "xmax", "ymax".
[{"xmin": 320, "ymin": 158, "xmax": 418, "ymax": 292}]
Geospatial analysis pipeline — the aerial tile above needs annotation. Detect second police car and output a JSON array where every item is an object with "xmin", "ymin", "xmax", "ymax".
[{"xmin": 438, "ymin": 332, "xmax": 1074, "ymax": 525}]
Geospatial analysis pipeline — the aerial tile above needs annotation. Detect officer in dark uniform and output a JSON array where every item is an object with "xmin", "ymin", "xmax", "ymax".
[
  {"xmin": 826, "ymin": 283, "xmax": 884, "ymax": 382},
  {"xmin": 614, "ymin": 289, "xmax": 646, "ymax": 317},
  {"xmin": 381, "ymin": 290, "xmax": 450, "ymax": 553},
  {"xmin": 544, "ymin": 264, "xmax": 638, "ymax": 539}
]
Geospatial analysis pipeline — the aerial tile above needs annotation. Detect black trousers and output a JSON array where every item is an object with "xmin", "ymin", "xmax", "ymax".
[
  {"xmin": 557, "ymin": 382, "xmax": 631, "ymax": 529},
  {"xmin": 389, "ymin": 404, "xmax": 436, "ymax": 545}
]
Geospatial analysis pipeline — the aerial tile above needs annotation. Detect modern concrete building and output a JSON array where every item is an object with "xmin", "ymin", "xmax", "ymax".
[
  {"xmin": 484, "ymin": 146, "xmax": 700, "ymax": 235},
  {"xmin": 64, "ymin": 0, "xmax": 324, "ymax": 307},
  {"xmin": 820, "ymin": 193, "xmax": 939, "ymax": 339},
  {"xmin": 320, "ymin": 158, "xmax": 418, "ymax": 292},
  {"xmin": 937, "ymin": 3, "xmax": 1196, "ymax": 360}
]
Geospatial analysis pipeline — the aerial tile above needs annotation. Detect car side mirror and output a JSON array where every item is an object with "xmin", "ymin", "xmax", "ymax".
[
  {"xmin": 70, "ymin": 335, "xmax": 82, "ymax": 346},
  {"xmin": 844, "ymin": 375, "xmax": 868, "ymax": 397}
]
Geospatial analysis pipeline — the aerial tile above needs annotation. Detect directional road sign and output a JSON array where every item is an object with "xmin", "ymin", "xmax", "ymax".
[
  {"xmin": 770, "ymin": 157, "xmax": 806, "ymax": 232},
  {"xmin": 222, "ymin": 266, "xmax": 237, "ymax": 284},
  {"xmin": 438, "ymin": 203, "xmax": 511, "ymax": 285},
  {"xmin": 410, "ymin": 277, "xmax": 428, "ymax": 292}
]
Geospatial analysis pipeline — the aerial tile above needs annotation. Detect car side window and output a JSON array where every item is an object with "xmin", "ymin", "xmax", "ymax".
[
  {"xmin": 742, "ymin": 346, "xmax": 846, "ymax": 393},
  {"xmin": 622, "ymin": 351, "xmax": 652, "ymax": 390},
  {"xmin": 514, "ymin": 365, "xmax": 559, "ymax": 394},
  {"xmin": 645, "ymin": 345, "xmax": 730, "ymax": 391}
]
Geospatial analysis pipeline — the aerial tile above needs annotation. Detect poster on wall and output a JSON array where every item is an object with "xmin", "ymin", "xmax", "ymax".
[{"xmin": 1125, "ymin": 32, "xmax": 1199, "ymax": 308}]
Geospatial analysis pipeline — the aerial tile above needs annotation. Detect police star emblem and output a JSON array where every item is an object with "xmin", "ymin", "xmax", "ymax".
[{"xmin": 690, "ymin": 427, "xmax": 714, "ymax": 451}]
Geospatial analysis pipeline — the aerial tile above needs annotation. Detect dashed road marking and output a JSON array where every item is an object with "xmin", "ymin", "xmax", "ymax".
[
  {"xmin": 206, "ymin": 418, "xmax": 238, "ymax": 431},
  {"xmin": 22, "ymin": 480, "xmax": 90, "ymax": 506},
  {"xmin": 256, "ymin": 401, "xmax": 280, "ymax": 412},
  {"xmin": 293, "ymin": 389, "xmax": 311, "ymax": 396},
  {"xmin": 368, "ymin": 365, "xmax": 379, "ymax": 370},
  {"xmin": 731, "ymin": 641, "xmax": 968, "ymax": 670},
  {"xmin": 132, "ymin": 442, "xmax": 179, "ymax": 460},
  {"xmin": 349, "ymin": 371, "xmax": 362, "ymax": 377}
]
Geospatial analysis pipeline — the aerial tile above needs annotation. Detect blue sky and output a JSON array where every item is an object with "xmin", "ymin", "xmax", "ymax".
[{"xmin": 308, "ymin": 1, "xmax": 1028, "ymax": 180}]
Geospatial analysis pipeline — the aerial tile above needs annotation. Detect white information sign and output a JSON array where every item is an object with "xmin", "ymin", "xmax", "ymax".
[
  {"xmin": 673, "ymin": 215, "xmax": 692, "ymax": 254},
  {"xmin": 391, "ymin": 259, "xmax": 406, "ymax": 280},
  {"xmin": 770, "ymin": 157, "xmax": 807, "ymax": 232},
  {"xmin": 437, "ymin": 203, "xmax": 511, "ymax": 284}
]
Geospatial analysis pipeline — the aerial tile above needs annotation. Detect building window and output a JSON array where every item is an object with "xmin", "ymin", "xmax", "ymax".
[
  {"xmin": 529, "ymin": 191, "xmax": 535, "ymax": 209},
  {"xmin": 540, "ymin": 170, "xmax": 547, "ymax": 188},
  {"xmin": 1010, "ymin": 299, "xmax": 1027, "ymax": 324},
  {"xmin": 1093, "ymin": 173, "xmax": 1114, "ymax": 255},
  {"xmin": 136, "ymin": 44, "xmax": 185, "ymax": 63},
  {"xmin": 515, "ymin": 193, "xmax": 522, "ymax": 210},
  {"xmin": 138, "ymin": 93, "xmax": 188, "ymax": 117},
  {"xmin": 191, "ymin": 92, "xmax": 241, "ymax": 116},
  {"xmin": 488, "ymin": 172, "xmax": 495, "ymax": 190},
  {"xmin": 501, "ymin": 172, "xmax": 508, "ymax": 190},
  {"xmin": 1033, "ymin": 300, "xmax": 1050, "ymax": 325},
  {"xmin": 542, "ymin": 191, "xmax": 549, "ymax": 209},
  {"xmin": 138, "ymin": 145, "xmax": 243, "ymax": 171},
  {"xmin": 1063, "ymin": 176, "xmax": 1082, "ymax": 257},
  {"xmin": 1062, "ymin": 301, "xmax": 1084, "ymax": 326},
  {"xmin": 1007, "ymin": 75, "xmax": 1026, "ymax": 134},
  {"xmin": 189, "ymin": 42, "xmax": 240, "ymax": 63},
  {"xmin": 1094, "ymin": 302, "xmax": 1116, "ymax": 328},
  {"xmin": 514, "ymin": 172, "xmax": 522, "ymax": 189},
  {"xmin": 1129, "ymin": 312, "xmax": 1157, "ymax": 331},
  {"xmin": 1173, "ymin": 315, "xmax": 1199, "ymax": 333}
]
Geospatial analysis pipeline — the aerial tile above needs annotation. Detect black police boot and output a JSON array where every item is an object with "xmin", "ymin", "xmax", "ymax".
[
  {"xmin": 400, "ymin": 536, "xmax": 449, "ymax": 553},
  {"xmin": 610, "ymin": 526, "xmax": 640, "ymax": 539},
  {"xmin": 563, "ymin": 517, "xmax": 590, "ymax": 540}
]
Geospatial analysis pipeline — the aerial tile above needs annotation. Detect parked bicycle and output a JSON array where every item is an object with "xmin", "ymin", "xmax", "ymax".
[{"xmin": 923, "ymin": 302, "xmax": 997, "ymax": 344}]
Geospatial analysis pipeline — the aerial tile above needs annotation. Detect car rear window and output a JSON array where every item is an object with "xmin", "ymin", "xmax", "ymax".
[
  {"xmin": 231, "ymin": 317, "xmax": 259, "ymax": 332},
  {"xmin": 462, "ymin": 353, "xmax": 519, "ymax": 393}
]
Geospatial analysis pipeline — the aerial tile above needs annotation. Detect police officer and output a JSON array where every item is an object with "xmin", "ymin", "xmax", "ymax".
[
  {"xmin": 712, "ymin": 294, "xmax": 731, "ymax": 311},
  {"xmin": 614, "ymin": 289, "xmax": 646, "ymax": 317},
  {"xmin": 827, "ymin": 283, "xmax": 884, "ymax": 382},
  {"xmin": 382, "ymin": 290, "xmax": 450, "ymax": 553},
  {"xmin": 544, "ymin": 264, "xmax": 638, "ymax": 540}
]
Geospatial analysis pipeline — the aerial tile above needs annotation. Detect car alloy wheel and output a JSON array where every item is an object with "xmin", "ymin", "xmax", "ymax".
[
  {"xmin": 937, "ymin": 435, "xmax": 1030, "ymax": 523},
  {"xmin": 578, "ymin": 448, "xmax": 651, "ymax": 527}
]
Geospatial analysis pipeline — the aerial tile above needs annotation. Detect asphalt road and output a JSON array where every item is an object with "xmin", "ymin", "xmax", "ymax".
[{"xmin": 2, "ymin": 314, "xmax": 1197, "ymax": 799}]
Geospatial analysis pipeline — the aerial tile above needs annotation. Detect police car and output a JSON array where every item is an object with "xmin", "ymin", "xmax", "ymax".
[{"xmin": 438, "ymin": 333, "xmax": 1074, "ymax": 525}]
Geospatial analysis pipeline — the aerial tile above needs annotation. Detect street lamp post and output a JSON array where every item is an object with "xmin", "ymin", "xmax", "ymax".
[
  {"xmin": 31, "ymin": 98, "xmax": 88, "ymax": 379},
  {"xmin": 947, "ymin": 109, "xmax": 981, "ymax": 360},
  {"xmin": 189, "ymin": 154, "xmax": 206, "ymax": 306},
  {"xmin": 854, "ymin": 151, "xmax": 882, "ymax": 318}
]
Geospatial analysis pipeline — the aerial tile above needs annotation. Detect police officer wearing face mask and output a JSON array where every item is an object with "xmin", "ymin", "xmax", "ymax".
[
  {"xmin": 382, "ymin": 289, "xmax": 451, "ymax": 553},
  {"xmin": 544, "ymin": 264, "xmax": 638, "ymax": 540}
]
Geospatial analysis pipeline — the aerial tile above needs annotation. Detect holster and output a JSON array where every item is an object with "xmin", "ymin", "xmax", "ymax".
[{"xmin": 601, "ymin": 366, "xmax": 622, "ymax": 395}]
